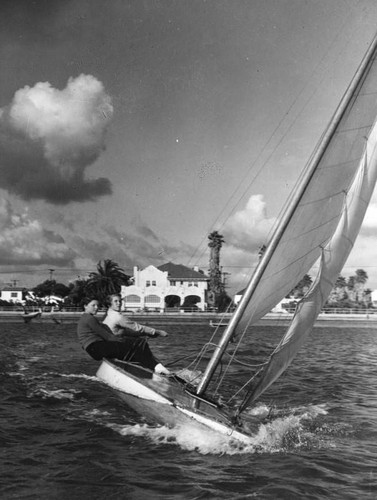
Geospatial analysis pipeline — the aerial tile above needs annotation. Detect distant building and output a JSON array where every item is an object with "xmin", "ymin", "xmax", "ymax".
[
  {"xmin": 234, "ymin": 288, "xmax": 291, "ymax": 313},
  {"xmin": 0, "ymin": 286, "xmax": 25, "ymax": 303},
  {"xmin": 234, "ymin": 288, "xmax": 246, "ymax": 306},
  {"xmin": 371, "ymin": 290, "xmax": 377, "ymax": 307},
  {"xmin": 121, "ymin": 262, "xmax": 209, "ymax": 312}
]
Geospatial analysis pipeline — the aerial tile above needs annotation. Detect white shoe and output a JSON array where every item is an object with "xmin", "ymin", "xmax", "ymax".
[{"xmin": 154, "ymin": 363, "xmax": 171, "ymax": 375}]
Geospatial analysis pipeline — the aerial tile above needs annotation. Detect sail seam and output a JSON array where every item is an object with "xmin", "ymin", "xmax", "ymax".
[
  {"xmin": 299, "ymin": 191, "xmax": 344, "ymax": 206},
  {"xmin": 336, "ymin": 125, "xmax": 372, "ymax": 134},
  {"xmin": 280, "ymin": 214, "xmax": 341, "ymax": 241}
]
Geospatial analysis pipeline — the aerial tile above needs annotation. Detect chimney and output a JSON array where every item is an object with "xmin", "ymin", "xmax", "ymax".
[{"xmin": 133, "ymin": 266, "xmax": 139, "ymax": 287}]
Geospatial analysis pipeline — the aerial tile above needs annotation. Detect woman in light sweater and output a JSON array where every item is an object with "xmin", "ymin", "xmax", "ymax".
[{"xmin": 103, "ymin": 294, "xmax": 169, "ymax": 338}]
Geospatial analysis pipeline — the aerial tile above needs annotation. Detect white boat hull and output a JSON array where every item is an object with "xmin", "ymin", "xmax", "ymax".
[{"xmin": 96, "ymin": 359, "xmax": 259, "ymax": 444}]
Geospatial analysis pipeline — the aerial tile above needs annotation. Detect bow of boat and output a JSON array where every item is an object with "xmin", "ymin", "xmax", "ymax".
[{"xmin": 96, "ymin": 358, "xmax": 261, "ymax": 444}]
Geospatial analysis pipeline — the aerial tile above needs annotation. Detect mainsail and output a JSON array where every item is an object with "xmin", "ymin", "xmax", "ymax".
[
  {"xmin": 197, "ymin": 35, "xmax": 377, "ymax": 402},
  {"xmin": 238, "ymin": 123, "xmax": 377, "ymax": 411}
]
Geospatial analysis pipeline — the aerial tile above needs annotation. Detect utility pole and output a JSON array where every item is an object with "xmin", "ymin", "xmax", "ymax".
[{"xmin": 221, "ymin": 270, "xmax": 230, "ymax": 289}]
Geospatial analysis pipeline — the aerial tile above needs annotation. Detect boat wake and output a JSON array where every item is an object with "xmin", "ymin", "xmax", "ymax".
[
  {"xmin": 95, "ymin": 402, "xmax": 333, "ymax": 455},
  {"xmin": 8, "ymin": 361, "xmax": 337, "ymax": 455}
]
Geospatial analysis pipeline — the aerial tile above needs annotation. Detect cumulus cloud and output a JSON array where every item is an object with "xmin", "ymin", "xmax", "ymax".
[
  {"xmin": 0, "ymin": 74, "xmax": 113, "ymax": 203},
  {"xmin": 215, "ymin": 194, "xmax": 276, "ymax": 293},
  {"xmin": 359, "ymin": 201, "xmax": 377, "ymax": 236},
  {"xmin": 343, "ymin": 199, "xmax": 377, "ymax": 286},
  {"xmin": 222, "ymin": 194, "xmax": 275, "ymax": 251},
  {"xmin": 219, "ymin": 193, "xmax": 377, "ymax": 293},
  {"xmin": 0, "ymin": 198, "xmax": 76, "ymax": 265}
]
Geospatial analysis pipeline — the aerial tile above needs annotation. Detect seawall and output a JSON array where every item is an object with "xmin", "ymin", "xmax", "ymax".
[{"xmin": 1, "ymin": 311, "xmax": 377, "ymax": 328}]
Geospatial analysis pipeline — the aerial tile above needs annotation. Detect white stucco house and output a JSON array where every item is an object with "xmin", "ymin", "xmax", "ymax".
[
  {"xmin": 0, "ymin": 286, "xmax": 25, "ymax": 303},
  {"xmin": 121, "ymin": 262, "xmax": 209, "ymax": 312},
  {"xmin": 234, "ymin": 288, "xmax": 291, "ymax": 312},
  {"xmin": 371, "ymin": 290, "xmax": 377, "ymax": 307}
]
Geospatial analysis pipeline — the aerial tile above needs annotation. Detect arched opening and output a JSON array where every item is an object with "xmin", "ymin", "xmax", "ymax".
[
  {"xmin": 123, "ymin": 294, "xmax": 142, "ymax": 311},
  {"xmin": 181, "ymin": 295, "xmax": 201, "ymax": 312},
  {"xmin": 144, "ymin": 294, "xmax": 162, "ymax": 311},
  {"xmin": 165, "ymin": 294, "xmax": 181, "ymax": 309}
]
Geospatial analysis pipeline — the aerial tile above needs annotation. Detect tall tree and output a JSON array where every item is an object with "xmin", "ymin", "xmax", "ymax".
[
  {"xmin": 86, "ymin": 259, "xmax": 131, "ymax": 304},
  {"xmin": 288, "ymin": 274, "xmax": 313, "ymax": 298},
  {"xmin": 354, "ymin": 268, "xmax": 368, "ymax": 303},
  {"xmin": 330, "ymin": 275, "xmax": 348, "ymax": 302},
  {"xmin": 335, "ymin": 275, "xmax": 347, "ymax": 288},
  {"xmin": 32, "ymin": 280, "xmax": 69, "ymax": 300},
  {"xmin": 208, "ymin": 231, "xmax": 225, "ymax": 309},
  {"xmin": 355, "ymin": 268, "xmax": 368, "ymax": 284},
  {"xmin": 67, "ymin": 278, "xmax": 90, "ymax": 306},
  {"xmin": 258, "ymin": 244, "xmax": 266, "ymax": 260},
  {"xmin": 347, "ymin": 275, "xmax": 356, "ymax": 302}
]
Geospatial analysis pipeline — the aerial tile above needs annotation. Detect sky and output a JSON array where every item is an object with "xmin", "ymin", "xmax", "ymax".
[{"xmin": 1, "ymin": 0, "xmax": 377, "ymax": 296}]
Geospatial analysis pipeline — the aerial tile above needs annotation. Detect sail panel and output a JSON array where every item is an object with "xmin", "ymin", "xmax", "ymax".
[
  {"xmin": 235, "ymin": 41, "xmax": 377, "ymax": 335},
  {"xmin": 240, "ymin": 122, "xmax": 377, "ymax": 408}
]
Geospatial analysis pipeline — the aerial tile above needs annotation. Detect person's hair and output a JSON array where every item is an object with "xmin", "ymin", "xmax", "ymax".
[
  {"xmin": 105, "ymin": 293, "xmax": 121, "ymax": 307},
  {"xmin": 82, "ymin": 296, "xmax": 99, "ymax": 308}
]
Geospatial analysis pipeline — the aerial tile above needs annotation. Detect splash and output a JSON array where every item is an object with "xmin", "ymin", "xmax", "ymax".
[{"xmin": 103, "ymin": 403, "xmax": 331, "ymax": 455}]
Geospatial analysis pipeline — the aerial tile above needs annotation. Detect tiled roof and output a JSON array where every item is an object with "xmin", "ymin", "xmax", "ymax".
[
  {"xmin": 158, "ymin": 262, "xmax": 208, "ymax": 280},
  {"xmin": 1, "ymin": 287, "xmax": 26, "ymax": 292}
]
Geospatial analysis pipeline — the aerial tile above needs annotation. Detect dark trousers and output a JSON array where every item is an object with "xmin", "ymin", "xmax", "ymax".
[{"xmin": 86, "ymin": 338, "xmax": 158, "ymax": 371}]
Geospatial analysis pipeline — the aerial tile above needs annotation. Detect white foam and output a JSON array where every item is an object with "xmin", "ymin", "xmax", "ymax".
[
  {"xmin": 35, "ymin": 388, "xmax": 80, "ymax": 400},
  {"xmin": 60, "ymin": 373, "xmax": 99, "ymax": 382},
  {"xmin": 100, "ymin": 401, "xmax": 333, "ymax": 455}
]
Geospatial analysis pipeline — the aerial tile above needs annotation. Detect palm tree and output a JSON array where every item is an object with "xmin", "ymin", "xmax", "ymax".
[
  {"xmin": 288, "ymin": 274, "xmax": 313, "ymax": 298},
  {"xmin": 208, "ymin": 231, "xmax": 225, "ymax": 309},
  {"xmin": 332, "ymin": 275, "xmax": 348, "ymax": 302},
  {"xmin": 335, "ymin": 275, "xmax": 347, "ymax": 288},
  {"xmin": 354, "ymin": 268, "xmax": 368, "ymax": 303},
  {"xmin": 347, "ymin": 275, "xmax": 356, "ymax": 302},
  {"xmin": 355, "ymin": 268, "xmax": 368, "ymax": 284},
  {"xmin": 86, "ymin": 259, "xmax": 131, "ymax": 304}
]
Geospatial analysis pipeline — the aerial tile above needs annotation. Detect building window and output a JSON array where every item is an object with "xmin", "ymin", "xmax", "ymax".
[
  {"xmin": 146, "ymin": 281, "xmax": 151, "ymax": 287},
  {"xmin": 145, "ymin": 295, "xmax": 160, "ymax": 304},
  {"xmin": 124, "ymin": 294, "xmax": 141, "ymax": 303},
  {"xmin": 152, "ymin": 281, "xmax": 156, "ymax": 286},
  {"xmin": 11, "ymin": 292, "xmax": 18, "ymax": 298},
  {"xmin": 170, "ymin": 280, "xmax": 176, "ymax": 286}
]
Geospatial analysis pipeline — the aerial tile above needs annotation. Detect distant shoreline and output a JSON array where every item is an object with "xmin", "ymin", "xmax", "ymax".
[{"xmin": 0, "ymin": 310, "xmax": 376, "ymax": 327}]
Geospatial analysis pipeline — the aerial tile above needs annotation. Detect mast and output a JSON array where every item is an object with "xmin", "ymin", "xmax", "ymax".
[{"xmin": 196, "ymin": 34, "xmax": 377, "ymax": 398}]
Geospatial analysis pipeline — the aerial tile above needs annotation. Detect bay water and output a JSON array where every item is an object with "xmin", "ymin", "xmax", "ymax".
[{"xmin": 1, "ymin": 319, "xmax": 377, "ymax": 499}]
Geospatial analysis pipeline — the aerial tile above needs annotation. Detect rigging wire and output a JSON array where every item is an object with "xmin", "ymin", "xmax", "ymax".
[
  {"xmin": 202, "ymin": 17, "xmax": 377, "ymax": 407},
  {"xmin": 187, "ymin": 10, "xmax": 367, "ymax": 272}
]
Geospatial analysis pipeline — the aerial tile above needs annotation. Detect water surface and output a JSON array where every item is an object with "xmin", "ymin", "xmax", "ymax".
[{"xmin": 1, "ymin": 321, "xmax": 377, "ymax": 499}]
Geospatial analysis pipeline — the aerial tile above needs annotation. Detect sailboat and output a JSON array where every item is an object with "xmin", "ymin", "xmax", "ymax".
[{"xmin": 97, "ymin": 35, "xmax": 377, "ymax": 443}]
